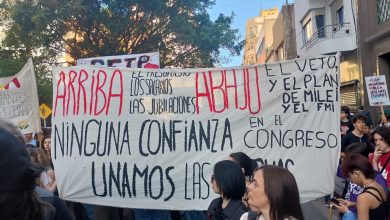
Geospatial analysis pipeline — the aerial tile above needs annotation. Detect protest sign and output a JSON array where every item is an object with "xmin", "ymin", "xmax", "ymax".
[
  {"xmin": 365, "ymin": 75, "xmax": 390, "ymax": 106},
  {"xmin": 52, "ymin": 54, "xmax": 340, "ymax": 209},
  {"xmin": 76, "ymin": 52, "xmax": 160, "ymax": 69},
  {"xmin": 0, "ymin": 58, "xmax": 41, "ymax": 134}
]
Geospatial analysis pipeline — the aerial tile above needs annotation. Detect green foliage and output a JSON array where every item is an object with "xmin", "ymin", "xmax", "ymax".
[
  {"xmin": 1, "ymin": 0, "xmax": 243, "ymax": 68},
  {"xmin": 1, "ymin": 0, "xmax": 243, "ymax": 105},
  {"xmin": 0, "ymin": 54, "xmax": 25, "ymax": 77}
]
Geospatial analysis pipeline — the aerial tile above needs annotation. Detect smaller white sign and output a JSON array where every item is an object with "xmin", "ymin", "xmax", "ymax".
[
  {"xmin": 76, "ymin": 52, "xmax": 160, "ymax": 69},
  {"xmin": 365, "ymin": 75, "xmax": 390, "ymax": 106},
  {"xmin": 0, "ymin": 58, "xmax": 41, "ymax": 134}
]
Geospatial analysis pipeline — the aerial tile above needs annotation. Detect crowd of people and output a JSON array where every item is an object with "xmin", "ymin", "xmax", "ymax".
[
  {"xmin": 0, "ymin": 117, "xmax": 304, "ymax": 220},
  {"xmin": 335, "ymin": 106, "xmax": 389, "ymax": 220},
  {"xmin": 1, "ymin": 105, "xmax": 390, "ymax": 220}
]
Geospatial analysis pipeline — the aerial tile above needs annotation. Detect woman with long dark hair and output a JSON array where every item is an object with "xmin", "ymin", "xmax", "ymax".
[
  {"xmin": 229, "ymin": 152, "xmax": 257, "ymax": 183},
  {"xmin": 245, "ymin": 165, "xmax": 304, "ymax": 220},
  {"xmin": 208, "ymin": 160, "xmax": 248, "ymax": 220}
]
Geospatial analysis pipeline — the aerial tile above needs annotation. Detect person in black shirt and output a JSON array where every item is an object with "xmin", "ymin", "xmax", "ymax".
[
  {"xmin": 341, "ymin": 115, "xmax": 370, "ymax": 152},
  {"xmin": 340, "ymin": 106, "xmax": 354, "ymax": 137},
  {"xmin": 208, "ymin": 160, "xmax": 247, "ymax": 220}
]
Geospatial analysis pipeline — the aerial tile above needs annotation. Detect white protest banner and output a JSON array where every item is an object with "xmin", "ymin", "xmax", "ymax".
[
  {"xmin": 76, "ymin": 52, "xmax": 160, "ymax": 69},
  {"xmin": 365, "ymin": 75, "xmax": 390, "ymax": 106},
  {"xmin": 52, "ymin": 54, "xmax": 340, "ymax": 209},
  {"xmin": 0, "ymin": 58, "xmax": 41, "ymax": 134}
]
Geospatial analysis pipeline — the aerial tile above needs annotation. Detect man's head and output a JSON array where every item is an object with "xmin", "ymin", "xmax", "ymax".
[
  {"xmin": 340, "ymin": 106, "xmax": 350, "ymax": 120},
  {"xmin": 352, "ymin": 115, "xmax": 367, "ymax": 133},
  {"xmin": 371, "ymin": 126, "xmax": 390, "ymax": 153}
]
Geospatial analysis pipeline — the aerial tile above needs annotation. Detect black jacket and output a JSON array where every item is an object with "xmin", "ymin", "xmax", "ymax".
[
  {"xmin": 36, "ymin": 187, "xmax": 74, "ymax": 220},
  {"xmin": 207, "ymin": 197, "xmax": 248, "ymax": 220}
]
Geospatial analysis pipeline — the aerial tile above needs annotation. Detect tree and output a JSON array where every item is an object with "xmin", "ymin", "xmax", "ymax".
[
  {"xmin": 1, "ymin": 0, "xmax": 244, "ymax": 68},
  {"xmin": 0, "ymin": 0, "xmax": 57, "ymax": 105},
  {"xmin": 0, "ymin": 51, "xmax": 25, "ymax": 77}
]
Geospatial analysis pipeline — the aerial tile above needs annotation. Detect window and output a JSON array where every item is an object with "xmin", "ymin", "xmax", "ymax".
[
  {"xmin": 257, "ymin": 39, "xmax": 265, "ymax": 56},
  {"xmin": 250, "ymin": 26, "xmax": 258, "ymax": 38},
  {"xmin": 278, "ymin": 47, "xmax": 284, "ymax": 60},
  {"xmin": 315, "ymin": 15, "xmax": 325, "ymax": 38},
  {"xmin": 377, "ymin": 0, "xmax": 390, "ymax": 23},
  {"xmin": 302, "ymin": 19, "xmax": 313, "ymax": 45},
  {"xmin": 336, "ymin": 6, "xmax": 344, "ymax": 27}
]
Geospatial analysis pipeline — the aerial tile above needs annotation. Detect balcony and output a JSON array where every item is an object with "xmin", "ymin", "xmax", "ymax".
[
  {"xmin": 296, "ymin": 22, "xmax": 357, "ymax": 56},
  {"xmin": 377, "ymin": 0, "xmax": 390, "ymax": 23}
]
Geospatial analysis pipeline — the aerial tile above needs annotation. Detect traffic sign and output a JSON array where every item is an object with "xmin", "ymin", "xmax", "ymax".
[{"xmin": 39, "ymin": 103, "xmax": 52, "ymax": 120}]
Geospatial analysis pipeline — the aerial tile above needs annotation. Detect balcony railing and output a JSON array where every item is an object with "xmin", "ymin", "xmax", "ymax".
[
  {"xmin": 377, "ymin": 0, "xmax": 390, "ymax": 23},
  {"xmin": 297, "ymin": 22, "xmax": 352, "ymax": 51}
]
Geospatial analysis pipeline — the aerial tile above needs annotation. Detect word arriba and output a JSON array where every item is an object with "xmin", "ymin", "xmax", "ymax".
[{"xmin": 54, "ymin": 69, "xmax": 123, "ymax": 117}]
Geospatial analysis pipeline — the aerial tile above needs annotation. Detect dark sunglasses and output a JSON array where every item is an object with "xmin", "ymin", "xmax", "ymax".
[{"xmin": 211, "ymin": 174, "xmax": 215, "ymax": 182}]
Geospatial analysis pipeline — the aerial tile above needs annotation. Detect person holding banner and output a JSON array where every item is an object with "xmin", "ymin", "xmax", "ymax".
[
  {"xmin": 244, "ymin": 165, "xmax": 304, "ymax": 220},
  {"xmin": 208, "ymin": 160, "xmax": 247, "ymax": 220}
]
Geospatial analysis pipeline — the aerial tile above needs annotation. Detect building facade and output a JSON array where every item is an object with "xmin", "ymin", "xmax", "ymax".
[
  {"xmin": 254, "ymin": 8, "xmax": 278, "ymax": 64},
  {"xmin": 266, "ymin": 4, "xmax": 297, "ymax": 63},
  {"xmin": 243, "ymin": 8, "xmax": 278, "ymax": 65},
  {"xmin": 358, "ymin": 0, "xmax": 390, "ymax": 121},
  {"xmin": 294, "ymin": 0, "xmax": 361, "ymax": 112}
]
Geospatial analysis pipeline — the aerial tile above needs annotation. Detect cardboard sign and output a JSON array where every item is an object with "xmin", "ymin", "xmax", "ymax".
[
  {"xmin": 365, "ymin": 75, "xmax": 390, "ymax": 106},
  {"xmin": 52, "ymin": 54, "xmax": 340, "ymax": 209}
]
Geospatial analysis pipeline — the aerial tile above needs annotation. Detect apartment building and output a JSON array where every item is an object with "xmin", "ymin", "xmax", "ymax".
[
  {"xmin": 266, "ymin": 4, "xmax": 297, "ymax": 63},
  {"xmin": 357, "ymin": 0, "xmax": 390, "ymax": 119},
  {"xmin": 294, "ymin": 0, "xmax": 360, "ymax": 111},
  {"xmin": 243, "ymin": 8, "xmax": 278, "ymax": 65}
]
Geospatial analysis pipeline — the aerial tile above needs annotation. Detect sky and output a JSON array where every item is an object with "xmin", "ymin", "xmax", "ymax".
[{"xmin": 208, "ymin": 0, "xmax": 292, "ymax": 67}]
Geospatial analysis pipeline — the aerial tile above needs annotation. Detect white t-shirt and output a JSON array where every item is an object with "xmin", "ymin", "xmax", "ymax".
[
  {"xmin": 240, "ymin": 213, "xmax": 297, "ymax": 220},
  {"xmin": 40, "ymin": 171, "xmax": 52, "ymax": 186}
]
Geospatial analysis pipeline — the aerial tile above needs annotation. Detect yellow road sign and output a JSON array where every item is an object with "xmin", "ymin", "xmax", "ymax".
[{"xmin": 39, "ymin": 103, "xmax": 52, "ymax": 120}]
